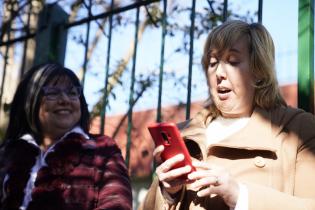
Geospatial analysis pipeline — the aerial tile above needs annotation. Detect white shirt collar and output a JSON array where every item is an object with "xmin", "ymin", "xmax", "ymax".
[{"xmin": 19, "ymin": 126, "xmax": 89, "ymax": 149}]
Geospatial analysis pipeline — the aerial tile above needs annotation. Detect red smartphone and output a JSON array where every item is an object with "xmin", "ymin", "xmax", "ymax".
[{"xmin": 148, "ymin": 122, "xmax": 195, "ymax": 177}]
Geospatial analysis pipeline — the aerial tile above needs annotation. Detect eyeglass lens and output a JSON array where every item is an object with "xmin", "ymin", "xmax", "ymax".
[{"xmin": 43, "ymin": 86, "xmax": 81, "ymax": 100}]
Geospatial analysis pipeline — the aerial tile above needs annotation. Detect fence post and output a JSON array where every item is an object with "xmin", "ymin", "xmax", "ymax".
[
  {"xmin": 298, "ymin": 0, "xmax": 314, "ymax": 113},
  {"xmin": 33, "ymin": 3, "xmax": 69, "ymax": 66}
]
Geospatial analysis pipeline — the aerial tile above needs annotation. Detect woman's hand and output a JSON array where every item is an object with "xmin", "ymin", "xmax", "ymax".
[
  {"xmin": 188, "ymin": 161, "xmax": 240, "ymax": 208},
  {"xmin": 154, "ymin": 145, "xmax": 192, "ymax": 195}
]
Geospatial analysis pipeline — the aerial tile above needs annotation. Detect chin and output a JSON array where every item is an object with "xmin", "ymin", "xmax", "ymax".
[{"xmin": 58, "ymin": 124, "xmax": 76, "ymax": 131}]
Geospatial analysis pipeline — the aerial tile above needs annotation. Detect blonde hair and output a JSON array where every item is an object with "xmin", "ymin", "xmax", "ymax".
[{"xmin": 201, "ymin": 20, "xmax": 286, "ymax": 116}]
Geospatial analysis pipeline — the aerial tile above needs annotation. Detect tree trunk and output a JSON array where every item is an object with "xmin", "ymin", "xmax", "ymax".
[{"xmin": 0, "ymin": 0, "xmax": 44, "ymax": 133}]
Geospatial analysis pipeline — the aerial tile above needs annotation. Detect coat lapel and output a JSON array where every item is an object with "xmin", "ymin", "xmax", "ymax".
[
  {"xmin": 181, "ymin": 107, "xmax": 278, "ymax": 160},
  {"xmin": 211, "ymin": 107, "xmax": 277, "ymax": 153}
]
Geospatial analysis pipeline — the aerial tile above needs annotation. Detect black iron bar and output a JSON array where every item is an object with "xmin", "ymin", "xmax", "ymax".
[
  {"xmin": 100, "ymin": 0, "xmax": 114, "ymax": 135},
  {"xmin": 157, "ymin": 0, "xmax": 167, "ymax": 123},
  {"xmin": 186, "ymin": 0, "xmax": 196, "ymax": 120}
]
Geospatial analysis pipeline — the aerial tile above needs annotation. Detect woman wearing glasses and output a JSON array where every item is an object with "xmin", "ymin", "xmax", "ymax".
[{"xmin": 0, "ymin": 63, "xmax": 132, "ymax": 210}]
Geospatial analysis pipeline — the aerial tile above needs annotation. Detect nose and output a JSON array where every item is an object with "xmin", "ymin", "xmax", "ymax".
[{"xmin": 216, "ymin": 62, "xmax": 227, "ymax": 80}]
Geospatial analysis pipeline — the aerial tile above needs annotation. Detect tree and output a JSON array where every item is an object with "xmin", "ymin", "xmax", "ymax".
[
  {"xmin": 0, "ymin": 0, "xmax": 256, "ymax": 137},
  {"xmin": 0, "ymin": 0, "xmax": 45, "ymax": 133}
]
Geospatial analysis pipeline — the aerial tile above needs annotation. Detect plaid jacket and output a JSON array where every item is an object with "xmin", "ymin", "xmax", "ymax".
[{"xmin": 1, "ymin": 132, "xmax": 132, "ymax": 210}]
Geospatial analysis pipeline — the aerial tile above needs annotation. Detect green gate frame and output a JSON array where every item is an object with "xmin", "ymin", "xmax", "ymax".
[{"xmin": 298, "ymin": 0, "xmax": 314, "ymax": 113}]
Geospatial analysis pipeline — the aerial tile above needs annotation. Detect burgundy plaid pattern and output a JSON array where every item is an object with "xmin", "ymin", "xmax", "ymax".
[{"xmin": 1, "ymin": 133, "xmax": 132, "ymax": 210}]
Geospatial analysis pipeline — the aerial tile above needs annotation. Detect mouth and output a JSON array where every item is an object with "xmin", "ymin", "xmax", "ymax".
[
  {"xmin": 54, "ymin": 109, "xmax": 71, "ymax": 115},
  {"xmin": 217, "ymin": 86, "xmax": 231, "ymax": 93},
  {"xmin": 217, "ymin": 86, "xmax": 231, "ymax": 99}
]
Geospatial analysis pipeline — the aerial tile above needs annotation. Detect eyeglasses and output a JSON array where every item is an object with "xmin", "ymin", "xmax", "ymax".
[{"xmin": 42, "ymin": 86, "xmax": 82, "ymax": 100}]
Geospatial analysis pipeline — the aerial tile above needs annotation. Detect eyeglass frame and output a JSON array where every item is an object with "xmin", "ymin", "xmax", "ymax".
[{"xmin": 41, "ymin": 86, "xmax": 82, "ymax": 101}]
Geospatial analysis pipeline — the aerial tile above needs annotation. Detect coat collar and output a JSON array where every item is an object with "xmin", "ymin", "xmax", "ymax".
[
  {"xmin": 19, "ymin": 126, "xmax": 89, "ymax": 149},
  {"xmin": 181, "ymin": 107, "xmax": 277, "ymax": 158}
]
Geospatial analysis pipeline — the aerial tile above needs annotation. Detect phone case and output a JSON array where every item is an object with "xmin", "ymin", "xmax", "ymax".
[{"xmin": 148, "ymin": 122, "xmax": 195, "ymax": 174}]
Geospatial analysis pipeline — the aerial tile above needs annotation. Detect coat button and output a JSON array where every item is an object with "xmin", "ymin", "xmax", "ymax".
[{"xmin": 254, "ymin": 156, "xmax": 266, "ymax": 168}]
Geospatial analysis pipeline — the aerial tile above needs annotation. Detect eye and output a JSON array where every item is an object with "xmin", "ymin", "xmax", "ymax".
[
  {"xmin": 227, "ymin": 55, "xmax": 240, "ymax": 66},
  {"xmin": 67, "ymin": 87, "xmax": 80, "ymax": 97},
  {"xmin": 229, "ymin": 61, "xmax": 240, "ymax": 66},
  {"xmin": 44, "ymin": 87, "xmax": 59, "ymax": 96},
  {"xmin": 209, "ymin": 57, "xmax": 218, "ymax": 68},
  {"xmin": 210, "ymin": 61, "xmax": 218, "ymax": 68}
]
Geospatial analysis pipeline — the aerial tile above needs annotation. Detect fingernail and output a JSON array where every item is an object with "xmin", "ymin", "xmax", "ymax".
[
  {"xmin": 187, "ymin": 173, "xmax": 193, "ymax": 179},
  {"xmin": 178, "ymin": 154, "xmax": 184, "ymax": 159}
]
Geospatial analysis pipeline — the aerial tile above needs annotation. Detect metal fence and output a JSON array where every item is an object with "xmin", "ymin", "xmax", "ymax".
[
  {"xmin": 0, "ymin": 0, "xmax": 264, "ymax": 167},
  {"xmin": 0, "ymin": 0, "xmax": 314, "ymax": 172}
]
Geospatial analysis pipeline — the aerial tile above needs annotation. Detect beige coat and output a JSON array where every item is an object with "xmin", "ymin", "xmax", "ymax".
[{"xmin": 141, "ymin": 106, "xmax": 315, "ymax": 210}]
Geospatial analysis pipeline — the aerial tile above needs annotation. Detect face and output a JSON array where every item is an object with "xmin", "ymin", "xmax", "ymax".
[
  {"xmin": 38, "ymin": 76, "xmax": 81, "ymax": 140},
  {"xmin": 207, "ymin": 37, "xmax": 255, "ymax": 118}
]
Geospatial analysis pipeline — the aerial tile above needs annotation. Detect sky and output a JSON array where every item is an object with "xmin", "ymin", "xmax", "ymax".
[
  {"xmin": 61, "ymin": 0, "xmax": 300, "ymax": 116},
  {"xmin": 263, "ymin": 0, "xmax": 298, "ymax": 85}
]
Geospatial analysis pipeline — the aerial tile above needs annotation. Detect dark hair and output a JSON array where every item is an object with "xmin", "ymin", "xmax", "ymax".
[{"xmin": 3, "ymin": 63, "xmax": 90, "ymax": 145}]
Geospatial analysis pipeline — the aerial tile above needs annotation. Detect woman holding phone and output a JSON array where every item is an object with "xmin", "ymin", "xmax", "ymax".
[{"xmin": 141, "ymin": 20, "xmax": 315, "ymax": 210}]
